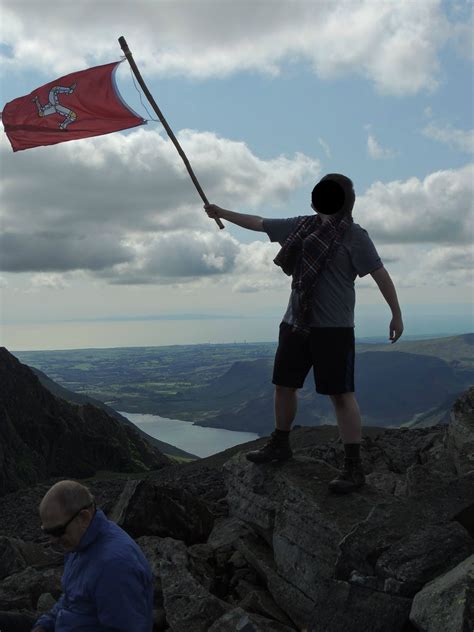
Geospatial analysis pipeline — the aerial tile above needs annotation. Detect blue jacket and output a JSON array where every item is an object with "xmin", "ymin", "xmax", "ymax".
[{"xmin": 33, "ymin": 509, "xmax": 154, "ymax": 632}]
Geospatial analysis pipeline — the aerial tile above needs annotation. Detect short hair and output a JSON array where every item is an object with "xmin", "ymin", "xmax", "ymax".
[{"xmin": 40, "ymin": 480, "xmax": 94, "ymax": 517}]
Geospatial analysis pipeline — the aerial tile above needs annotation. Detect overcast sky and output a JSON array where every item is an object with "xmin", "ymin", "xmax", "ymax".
[{"xmin": 0, "ymin": 0, "xmax": 473, "ymax": 351}]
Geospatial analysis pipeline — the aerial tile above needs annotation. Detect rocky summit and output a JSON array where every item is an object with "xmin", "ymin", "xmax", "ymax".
[{"xmin": 0, "ymin": 349, "xmax": 473, "ymax": 631}]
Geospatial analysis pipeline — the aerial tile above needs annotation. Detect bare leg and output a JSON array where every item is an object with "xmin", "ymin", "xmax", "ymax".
[
  {"xmin": 331, "ymin": 394, "xmax": 362, "ymax": 444},
  {"xmin": 275, "ymin": 385, "xmax": 298, "ymax": 431}
]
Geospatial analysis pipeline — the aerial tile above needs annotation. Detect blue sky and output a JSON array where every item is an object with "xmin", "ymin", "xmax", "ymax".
[{"xmin": 0, "ymin": 0, "xmax": 472, "ymax": 350}]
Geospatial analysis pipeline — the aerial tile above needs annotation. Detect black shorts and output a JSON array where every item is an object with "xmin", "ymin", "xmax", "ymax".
[{"xmin": 272, "ymin": 322, "xmax": 355, "ymax": 395}]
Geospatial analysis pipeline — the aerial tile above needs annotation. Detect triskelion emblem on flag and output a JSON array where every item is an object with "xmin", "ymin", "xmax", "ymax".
[{"xmin": 32, "ymin": 83, "xmax": 77, "ymax": 130}]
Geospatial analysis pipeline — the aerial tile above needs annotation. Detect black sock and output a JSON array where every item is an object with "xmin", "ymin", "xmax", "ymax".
[
  {"xmin": 275, "ymin": 428, "xmax": 290, "ymax": 437},
  {"xmin": 344, "ymin": 443, "xmax": 360, "ymax": 459}
]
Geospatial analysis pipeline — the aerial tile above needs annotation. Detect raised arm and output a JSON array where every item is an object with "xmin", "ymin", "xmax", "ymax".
[{"xmin": 204, "ymin": 204, "xmax": 264, "ymax": 232}]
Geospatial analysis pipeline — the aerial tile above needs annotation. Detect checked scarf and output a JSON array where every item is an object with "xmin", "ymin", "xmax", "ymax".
[{"xmin": 273, "ymin": 212, "xmax": 354, "ymax": 335}]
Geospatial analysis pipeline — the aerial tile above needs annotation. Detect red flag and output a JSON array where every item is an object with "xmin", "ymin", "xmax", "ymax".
[{"xmin": 1, "ymin": 61, "xmax": 146, "ymax": 152}]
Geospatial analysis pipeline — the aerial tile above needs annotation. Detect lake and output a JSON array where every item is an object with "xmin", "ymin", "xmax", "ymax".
[{"xmin": 120, "ymin": 412, "xmax": 259, "ymax": 458}]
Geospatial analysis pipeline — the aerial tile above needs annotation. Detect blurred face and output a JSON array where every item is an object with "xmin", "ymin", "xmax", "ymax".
[
  {"xmin": 311, "ymin": 179, "xmax": 346, "ymax": 223},
  {"xmin": 40, "ymin": 501, "xmax": 96, "ymax": 552}
]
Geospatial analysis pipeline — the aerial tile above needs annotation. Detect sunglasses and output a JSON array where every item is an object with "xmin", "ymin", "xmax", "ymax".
[{"xmin": 41, "ymin": 501, "xmax": 96, "ymax": 537}]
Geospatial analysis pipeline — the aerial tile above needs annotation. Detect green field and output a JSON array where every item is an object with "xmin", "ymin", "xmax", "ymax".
[{"xmin": 14, "ymin": 343, "xmax": 277, "ymax": 419}]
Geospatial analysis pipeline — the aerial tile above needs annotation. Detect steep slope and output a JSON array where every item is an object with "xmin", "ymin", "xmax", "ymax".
[
  {"xmin": 29, "ymin": 366, "xmax": 199, "ymax": 461},
  {"xmin": 0, "ymin": 347, "xmax": 173, "ymax": 497}
]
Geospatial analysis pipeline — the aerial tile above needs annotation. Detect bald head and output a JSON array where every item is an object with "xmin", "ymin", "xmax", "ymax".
[{"xmin": 40, "ymin": 480, "xmax": 94, "ymax": 522}]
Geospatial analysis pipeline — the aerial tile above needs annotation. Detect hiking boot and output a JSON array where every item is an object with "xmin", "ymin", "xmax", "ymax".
[
  {"xmin": 328, "ymin": 457, "xmax": 366, "ymax": 493},
  {"xmin": 246, "ymin": 430, "xmax": 293, "ymax": 464}
]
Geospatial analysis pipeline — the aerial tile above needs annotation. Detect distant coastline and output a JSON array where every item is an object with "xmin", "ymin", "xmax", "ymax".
[{"xmin": 11, "ymin": 330, "xmax": 470, "ymax": 355}]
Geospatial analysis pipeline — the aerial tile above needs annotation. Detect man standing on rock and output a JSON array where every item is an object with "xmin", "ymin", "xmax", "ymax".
[
  {"xmin": 31, "ymin": 480, "xmax": 153, "ymax": 632},
  {"xmin": 205, "ymin": 173, "xmax": 403, "ymax": 494}
]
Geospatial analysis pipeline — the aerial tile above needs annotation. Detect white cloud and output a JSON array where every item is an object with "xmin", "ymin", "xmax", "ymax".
[
  {"xmin": 231, "ymin": 240, "xmax": 288, "ymax": 293},
  {"xmin": 421, "ymin": 122, "xmax": 474, "ymax": 153},
  {"xmin": 30, "ymin": 273, "xmax": 69, "ymax": 290},
  {"xmin": 0, "ymin": 0, "xmax": 466, "ymax": 96},
  {"xmin": 101, "ymin": 230, "xmax": 241, "ymax": 285},
  {"xmin": 389, "ymin": 243, "xmax": 473, "ymax": 290},
  {"xmin": 2, "ymin": 163, "xmax": 473, "ymax": 308},
  {"xmin": 0, "ymin": 231, "xmax": 133, "ymax": 273},
  {"xmin": 358, "ymin": 163, "xmax": 473, "ymax": 244},
  {"xmin": 367, "ymin": 133, "xmax": 397, "ymax": 160},
  {"xmin": 0, "ymin": 127, "xmax": 319, "ymax": 280},
  {"xmin": 318, "ymin": 137, "xmax": 332, "ymax": 159},
  {"xmin": 354, "ymin": 164, "xmax": 474, "ymax": 288}
]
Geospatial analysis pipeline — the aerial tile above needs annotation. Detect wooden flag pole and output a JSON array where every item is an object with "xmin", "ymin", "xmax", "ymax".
[{"xmin": 118, "ymin": 36, "xmax": 224, "ymax": 230}]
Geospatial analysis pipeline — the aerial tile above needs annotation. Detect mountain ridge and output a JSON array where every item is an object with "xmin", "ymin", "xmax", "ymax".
[
  {"xmin": 28, "ymin": 365, "xmax": 199, "ymax": 461},
  {"xmin": 0, "ymin": 347, "xmax": 174, "ymax": 497}
]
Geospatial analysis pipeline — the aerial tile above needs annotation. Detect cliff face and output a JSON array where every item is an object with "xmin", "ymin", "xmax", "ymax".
[
  {"xmin": 0, "ymin": 348, "xmax": 172, "ymax": 497},
  {"xmin": 29, "ymin": 365, "xmax": 199, "ymax": 461}
]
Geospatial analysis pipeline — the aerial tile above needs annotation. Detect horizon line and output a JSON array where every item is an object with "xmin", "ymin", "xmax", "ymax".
[
  {"xmin": 8, "ymin": 331, "xmax": 472, "ymax": 354},
  {"xmin": 4, "ymin": 302, "xmax": 474, "ymax": 326}
]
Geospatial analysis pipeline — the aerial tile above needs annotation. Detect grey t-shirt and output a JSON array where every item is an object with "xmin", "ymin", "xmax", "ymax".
[{"xmin": 263, "ymin": 216, "xmax": 383, "ymax": 328}]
